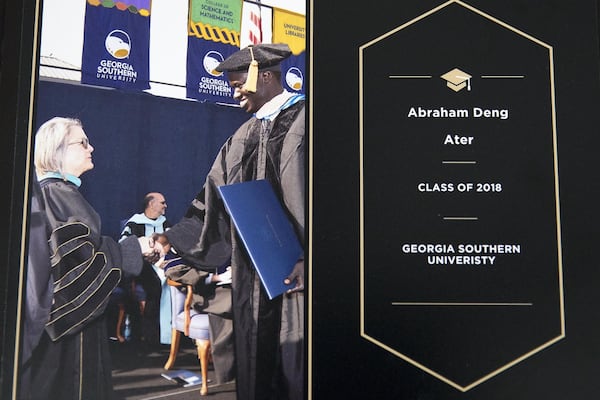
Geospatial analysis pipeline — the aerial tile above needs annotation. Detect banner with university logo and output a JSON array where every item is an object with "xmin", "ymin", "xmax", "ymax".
[
  {"xmin": 186, "ymin": 0, "xmax": 243, "ymax": 103},
  {"xmin": 273, "ymin": 8, "xmax": 306, "ymax": 94},
  {"xmin": 81, "ymin": 0, "xmax": 151, "ymax": 91}
]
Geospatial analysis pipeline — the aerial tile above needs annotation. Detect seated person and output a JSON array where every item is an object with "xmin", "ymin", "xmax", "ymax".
[
  {"xmin": 108, "ymin": 275, "xmax": 146, "ymax": 343},
  {"xmin": 118, "ymin": 192, "xmax": 172, "ymax": 346},
  {"xmin": 155, "ymin": 234, "xmax": 235, "ymax": 386}
]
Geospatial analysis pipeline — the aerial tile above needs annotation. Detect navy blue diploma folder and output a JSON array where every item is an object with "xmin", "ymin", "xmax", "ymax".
[{"xmin": 218, "ymin": 179, "xmax": 303, "ymax": 299}]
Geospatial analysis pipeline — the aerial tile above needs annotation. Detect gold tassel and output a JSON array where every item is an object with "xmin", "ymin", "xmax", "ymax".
[{"xmin": 244, "ymin": 47, "xmax": 259, "ymax": 93}]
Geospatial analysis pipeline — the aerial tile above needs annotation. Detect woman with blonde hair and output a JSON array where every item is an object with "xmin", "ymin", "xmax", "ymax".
[{"xmin": 20, "ymin": 117, "xmax": 161, "ymax": 399}]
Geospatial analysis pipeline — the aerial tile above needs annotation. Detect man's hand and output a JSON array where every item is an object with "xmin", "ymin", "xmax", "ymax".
[
  {"xmin": 284, "ymin": 259, "xmax": 304, "ymax": 294},
  {"xmin": 215, "ymin": 266, "xmax": 232, "ymax": 284},
  {"xmin": 139, "ymin": 235, "xmax": 166, "ymax": 264}
]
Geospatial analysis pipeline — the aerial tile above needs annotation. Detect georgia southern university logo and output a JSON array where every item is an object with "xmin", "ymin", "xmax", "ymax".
[
  {"xmin": 105, "ymin": 29, "xmax": 131, "ymax": 59},
  {"xmin": 197, "ymin": 50, "xmax": 232, "ymax": 97},
  {"xmin": 203, "ymin": 51, "xmax": 225, "ymax": 76},
  {"xmin": 285, "ymin": 66, "xmax": 303, "ymax": 91},
  {"xmin": 96, "ymin": 29, "xmax": 138, "ymax": 83}
]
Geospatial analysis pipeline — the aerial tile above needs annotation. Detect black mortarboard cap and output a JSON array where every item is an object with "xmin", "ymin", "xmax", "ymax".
[
  {"xmin": 216, "ymin": 43, "xmax": 292, "ymax": 92},
  {"xmin": 216, "ymin": 43, "xmax": 292, "ymax": 72}
]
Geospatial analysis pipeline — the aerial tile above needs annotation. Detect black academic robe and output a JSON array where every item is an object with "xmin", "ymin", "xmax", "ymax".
[
  {"xmin": 19, "ymin": 176, "xmax": 53, "ymax": 394},
  {"xmin": 165, "ymin": 100, "xmax": 305, "ymax": 400},
  {"xmin": 20, "ymin": 177, "xmax": 143, "ymax": 400}
]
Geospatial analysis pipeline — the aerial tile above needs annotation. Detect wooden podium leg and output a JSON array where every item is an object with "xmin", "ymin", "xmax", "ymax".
[
  {"xmin": 196, "ymin": 338, "xmax": 211, "ymax": 396},
  {"xmin": 115, "ymin": 305, "xmax": 125, "ymax": 343},
  {"xmin": 163, "ymin": 329, "xmax": 181, "ymax": 370}
]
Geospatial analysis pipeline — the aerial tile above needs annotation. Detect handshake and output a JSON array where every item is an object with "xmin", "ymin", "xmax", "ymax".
[{"xmin": 138, "ymin": 233, "xmax": 171, "ymax": 264}]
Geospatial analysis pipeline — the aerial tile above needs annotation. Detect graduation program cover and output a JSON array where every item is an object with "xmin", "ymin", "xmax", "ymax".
[
  {"xmin": 3, "ymin": 1, "xmax": 600, "ymax": 399},
  {"xmin": 310, "ymin": 0, "xmax": 600, "ymax": 399}
]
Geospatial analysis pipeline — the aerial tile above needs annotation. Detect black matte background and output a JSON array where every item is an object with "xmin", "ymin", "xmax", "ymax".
[{"xmin": 311, "ymin": 0, "xmax": 600, "ymax": 399}]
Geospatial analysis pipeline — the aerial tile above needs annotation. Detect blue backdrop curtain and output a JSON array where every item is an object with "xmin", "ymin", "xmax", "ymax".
[{"xmin": 34, "ymin": 80, "xmax": 250, "ymax": 239}]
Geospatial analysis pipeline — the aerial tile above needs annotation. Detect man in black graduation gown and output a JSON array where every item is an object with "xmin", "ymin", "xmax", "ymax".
[{"xmin": 162, "ymin": 43, "xmax": 305, "ymax": 400}]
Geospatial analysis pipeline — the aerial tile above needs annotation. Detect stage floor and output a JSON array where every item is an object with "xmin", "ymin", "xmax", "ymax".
[{"xmin": 110, "ymin": 337, "xmax": 236, "ymax": 400}]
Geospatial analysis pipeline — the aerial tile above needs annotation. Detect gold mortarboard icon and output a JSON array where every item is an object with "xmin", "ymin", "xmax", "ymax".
[{"xmin": 441, "ymin": 68, "xmax": 472, "ymax": 92}]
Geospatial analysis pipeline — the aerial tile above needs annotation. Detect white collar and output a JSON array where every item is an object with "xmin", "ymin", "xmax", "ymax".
[{"xmin": 254, "ymin": 90, "xmax": 296, "ymax": 121}]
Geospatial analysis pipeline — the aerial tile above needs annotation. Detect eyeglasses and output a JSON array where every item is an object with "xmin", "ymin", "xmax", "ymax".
[{"xmin": 67, "ymin": 137, "xmax": 90, "ymax": 149}]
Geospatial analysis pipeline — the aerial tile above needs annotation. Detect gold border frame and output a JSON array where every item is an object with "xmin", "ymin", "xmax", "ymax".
[
  {"xmin": 307, "ymin": 0, "xmax": 314, "ymax": 398},
  {"xmin": 12, "ymin": 0, "xmax": 42, "ymax": 398},
  {"xmin": 12, "ymin": 1, "xmax": 313, "ymax": 398},
  {"xmin": 358, "ymin": 0, "xmax": 564, "ymax": 392}
]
